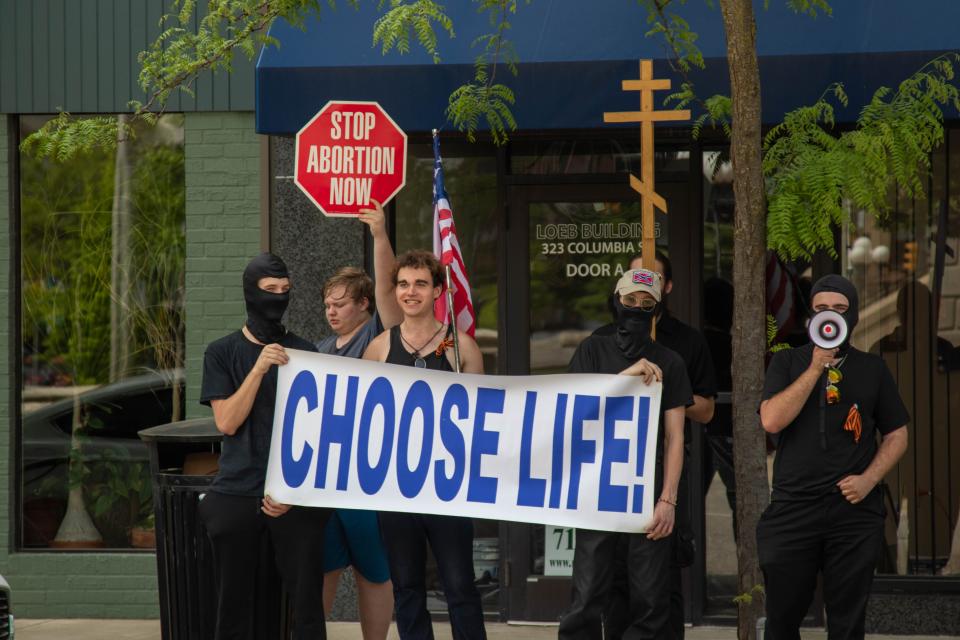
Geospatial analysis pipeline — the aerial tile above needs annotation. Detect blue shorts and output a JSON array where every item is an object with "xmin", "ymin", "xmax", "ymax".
[{"xmin": 323, "ymin": 508, "xmax": 391, "ymax": 583}]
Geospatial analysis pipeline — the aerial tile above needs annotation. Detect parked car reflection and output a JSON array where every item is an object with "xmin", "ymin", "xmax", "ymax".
[{"xmin": 21, "ymin": 369, "xmax": 185, "ymax": 549}]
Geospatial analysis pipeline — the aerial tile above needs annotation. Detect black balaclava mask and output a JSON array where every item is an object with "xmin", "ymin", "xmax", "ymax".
[
  {"xmin": 243, "ymin": 253, "xmax": 290, "ymax": 344},
  {"xmin": 614, "ymin": 297, "xmax": 658, "ymax": 360},
  {"xmin": 810, "ymin": 274, "xmax": 859, "ymax": 353}
]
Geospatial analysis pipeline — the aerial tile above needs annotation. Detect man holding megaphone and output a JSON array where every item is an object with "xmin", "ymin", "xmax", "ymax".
[{"xmin": 758, "ymin": 274, "xmax": 909, "ymax": 640}]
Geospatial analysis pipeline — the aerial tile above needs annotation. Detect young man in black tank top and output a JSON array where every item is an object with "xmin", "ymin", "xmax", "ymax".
[{"xmin": 363, "ymin": 250, "xmax": 486, "ymax": 640}]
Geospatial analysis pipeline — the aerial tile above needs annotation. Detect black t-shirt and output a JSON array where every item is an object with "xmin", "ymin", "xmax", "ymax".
[
  {"xmin": 703, "ymin": 326, "xmax": 732, "ymax": 437},
  {"xmin": 594, "ymin": 312, "xmax": 717, "ymax": 400},
  {"xmin": 569, "ymin": 335, "xmax": 693, "ymax": 488},
  {"xmin": 762, "ymin": 344, "xmax": 910, "ymax": 501},
  {"xmin": 200, "ymin": 330, "xmax": 317, "ymax": 496}
]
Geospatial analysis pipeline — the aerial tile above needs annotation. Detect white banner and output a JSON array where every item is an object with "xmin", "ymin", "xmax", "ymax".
[{"xmin": 265, "ymin": 350, "xmax": 662, "ymax": 533}]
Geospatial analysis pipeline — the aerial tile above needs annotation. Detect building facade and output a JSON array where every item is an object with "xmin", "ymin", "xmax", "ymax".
[{"xmin": 1, "ymin": 0, "xmax": 958, "ymax": 632}]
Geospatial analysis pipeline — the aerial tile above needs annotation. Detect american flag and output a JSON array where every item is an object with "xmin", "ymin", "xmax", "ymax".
[
  {"xmin": 432, "ymin": 134, "xmax": 476, "ymax": 336},
  {"xmin": 766, "ymin": 250, "xmax": 796, "ymax": 343}
]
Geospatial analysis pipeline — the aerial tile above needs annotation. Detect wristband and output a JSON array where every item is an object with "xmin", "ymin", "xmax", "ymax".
[{"xmin": 658, "ymin": 497, "xmax": 677, "ymax": 507}]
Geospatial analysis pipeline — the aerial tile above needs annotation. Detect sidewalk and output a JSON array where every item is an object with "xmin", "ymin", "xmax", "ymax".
[{"xmin": 14, "ymin": 620, "xmax": 960, "ymax": 640}]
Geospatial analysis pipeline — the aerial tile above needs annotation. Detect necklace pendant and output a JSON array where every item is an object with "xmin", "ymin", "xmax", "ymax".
[{"xmin": 414, "ymin": 357, "xmax": 427, "ymax": 369}]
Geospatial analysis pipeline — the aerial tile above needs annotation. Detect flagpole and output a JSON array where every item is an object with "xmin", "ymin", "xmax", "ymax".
[
  {"xmin": 434, "ymin": 128, "xmax": 463, "ymax": 373},
  {"xmin": 445, "ymin": 264, "xmax": 462, "ymax": 373}
]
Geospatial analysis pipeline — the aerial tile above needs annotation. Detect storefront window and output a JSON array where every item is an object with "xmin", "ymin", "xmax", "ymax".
[
  {"xmin": 848, "ymin": 128, "xmax": 960, "ymax": 576},
  {"xmin": 19, "ymin": 114, "xmax": 186, "ymax": 550}
]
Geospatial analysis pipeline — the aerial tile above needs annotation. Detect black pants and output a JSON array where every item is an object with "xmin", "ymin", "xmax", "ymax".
[
  {"xmin": 198, "ymin": 491, "xmax": 331, "ymax": 640},
  {"xmin": 756, "ymin": 490, "xmax": 885, "ymax": 640},
  {"xmin": 703, "ymin": 434, "xmax": 737, "ymax": 540},
  {"xmin": 379, "ymin": 512, "xmax": 486, "ymax": 640},
  {"xmin": 603, "ymin": 469, "xmax": 692, "ymax": 640},
  {"xmin": 559, "ymin": 529, "xmax": 672, "ymax": 640}
]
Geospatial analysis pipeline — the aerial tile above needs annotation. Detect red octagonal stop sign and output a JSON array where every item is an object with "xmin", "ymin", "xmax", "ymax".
[{"xmin": 294, "ymin": 101, "xmax": 408, "ymax": 217}]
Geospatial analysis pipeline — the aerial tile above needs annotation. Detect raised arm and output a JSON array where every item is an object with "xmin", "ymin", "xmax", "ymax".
[
  {"xmin": 210, "ymin": 344, "xmax": 288, "ymax": 435},
  {"xmin": 358, "ymin": 199, "xmax": 402, "ymax": 328},
  {"xmin": 760, "ymin": 346, "xmax": 837, "ymax": 433}
]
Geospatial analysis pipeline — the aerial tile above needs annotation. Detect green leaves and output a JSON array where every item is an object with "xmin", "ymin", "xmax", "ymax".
[
  {"xmin": 447, "ymin": 82, "xmax": 517, "ymax": 144},
  {"xmin": 764, "ymin": 54, "xmax": 960, "ymax": 261},
  {"xmin": 23, "ymin": 0, "xmax": 342, "ymax": 160},
  {"xmin": 766, "ymin": 314, "xmax": 791, "ymax": 353},
  {"xmin": 640, "ymin": 0, "xmax": 704, "ymax": 74},
  {"xmin": 784, "ymin": 0, "xmax": 832, "ymax": 18},
  {"xmin": 19, "ymin": 113, "xmax": 132, "ymax": 163},
  {"xmin": 444, "ymin": 0, "xmax": 524, "ymax": 144},
  {"xmin": 639, "ymin": 0, "xmax": 729, "ymax": 136},
  {"xmin": 373, "ymin": 0, "xmax": 454, "ymax": 62},
  {"xmin": 733, "ymin": 584, "xmax": 766, "ymax": 606},
  {"xmin": 25, "ymin": 0, "xmax": 528, "ymax": 156}
]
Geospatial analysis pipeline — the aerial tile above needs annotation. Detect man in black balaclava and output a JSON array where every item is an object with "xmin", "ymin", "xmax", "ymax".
[
  {"xmin": 198, "ymin": 253, "xmax": 331, "ymax": 640},
  {"xmin": 242, "ymin": 252, "xmax": 291, "ymax": 343},
  {"xmin": 758, "ymin": 273, "xmax": 909, "ymax": 639},
  {"xmin": 559, "ymin": 269, "xmax": 693, "ymax": 640}
]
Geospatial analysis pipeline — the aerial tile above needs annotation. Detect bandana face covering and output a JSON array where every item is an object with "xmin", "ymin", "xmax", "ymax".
[
  {"xmin": 614, "ymin": 297, "xmax": 657, "ymax": 360},
  {"xmin": 243, "ymin": 253, "xmax": 290, "ymax": 344}
]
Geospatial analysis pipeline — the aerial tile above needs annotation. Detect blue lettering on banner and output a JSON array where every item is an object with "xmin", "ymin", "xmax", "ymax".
[
  {"xmin": 315, "ymin": 374, "xmax": 358, "ymax": 490},
  {"xmin": 633, "ymin": 396, "xmax": 651, "ymax": 513},
  {"xmin": 467, "ymin": 387, "xmax": 505, "ymax": 504},
  {"xmin": 435, "ymin": 384, "xmax": 468, "ymax": 501},
  {"xmin": 357, "ymin": 377, "xmax": 396, "ymax": 495},
  {"xmin": 281, "ymin": 370, "xmax": 318, "ymax": 488},
  {"xmin": 549, "ymin": 394, "xmax": 568, "ymax": 509},
  {"xmin": 517, "ymin": 391, "xmax": 546, "ymax": 508},
  {"xmin": 268, "ymin": 351, "xmax": 666, "ymax": 532},
  {"xmin": 598, "ymin": 396, "xmax": 632, "ymax": 512},
  {"xmin": 567, "ymin": 395, "xmax": 600, "ymax": 509},
  {"xmin": 397, "ymin": 381, "xmax": 435, "ymax": 498}
]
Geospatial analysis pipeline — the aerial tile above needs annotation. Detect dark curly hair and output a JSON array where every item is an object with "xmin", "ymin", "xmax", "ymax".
[{"xmin": 392, "ymin": 250, "xmax": 444, "ymax": 288}]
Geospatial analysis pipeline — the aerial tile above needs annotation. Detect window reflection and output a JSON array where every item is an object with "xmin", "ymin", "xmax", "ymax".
[
  {"xmin": 849, "ymin": 128, "xmax": 960, "ymax": 576},
  {"xmin": 19, "ymin": 114, "xmax": 186, "ymax": 550},
  {"xmin": 528, "ymin": 200, "xmax": 667, "ymax": 375}
]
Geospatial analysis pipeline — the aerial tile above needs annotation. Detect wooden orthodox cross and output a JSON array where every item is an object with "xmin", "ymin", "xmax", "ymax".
[{"xmin": 603, "ymin": 60, "xmax": 690, "ymax": 270}]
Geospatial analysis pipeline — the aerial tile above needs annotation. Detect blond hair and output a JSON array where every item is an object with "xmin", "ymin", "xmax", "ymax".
[{"xmin": 323, "ymin": 267, "xmax": 374, "ymax": 308}]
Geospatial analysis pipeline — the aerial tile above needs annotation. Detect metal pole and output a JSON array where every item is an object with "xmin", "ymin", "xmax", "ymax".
[{"xmin": 445, "ymin": 264, "xmax": 462, "ymax": 373}]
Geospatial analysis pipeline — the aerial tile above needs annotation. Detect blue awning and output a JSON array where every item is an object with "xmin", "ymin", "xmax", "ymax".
[{"xmin": 256, "ymin": 1, "xmax": 960, "ymax": 135}]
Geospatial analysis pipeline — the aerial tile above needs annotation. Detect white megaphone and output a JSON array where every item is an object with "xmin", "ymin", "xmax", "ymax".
[{"xmin": 808, "ymin": 310, "xmax": 848, "ymax": 349}]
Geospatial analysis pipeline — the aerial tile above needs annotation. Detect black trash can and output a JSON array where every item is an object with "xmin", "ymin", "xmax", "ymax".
[{"xmin": 140, "ymin": 418, "xmax": 290, "ymax": 640}]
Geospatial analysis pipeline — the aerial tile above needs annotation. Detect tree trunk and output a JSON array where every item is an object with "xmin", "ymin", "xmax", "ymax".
[
  {"xmin": 110, "ymin": 113, "xmax": 132, "ymax": 382},
  {"xmin": 718, "ymin": 1, "xmax": 770, "ymax": 638}
]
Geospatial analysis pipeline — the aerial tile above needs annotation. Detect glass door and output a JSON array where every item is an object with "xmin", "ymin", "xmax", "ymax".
[{"xmin": 500, "ymin": 182, "xmax": 685, "ymax": 621}]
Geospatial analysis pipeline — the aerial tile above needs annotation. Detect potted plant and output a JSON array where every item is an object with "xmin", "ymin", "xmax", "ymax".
[
  {"xmin": 130, "ymin": 512, "xmax": 156, "ymax": 549},
  {"xmin": 83, "ymin": 449, "xmax": 154, "ymax": 548}
]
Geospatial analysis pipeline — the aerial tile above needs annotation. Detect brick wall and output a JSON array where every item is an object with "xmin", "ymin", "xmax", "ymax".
[{"xmin": 184, "ymin": 112, "xmax": 262, "ymax": 418}]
